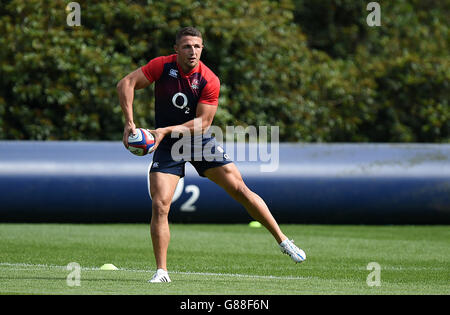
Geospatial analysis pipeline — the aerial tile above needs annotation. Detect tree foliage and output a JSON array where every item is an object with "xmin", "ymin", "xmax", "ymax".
[{"xmin": 0, "ymin": 0, "xmax": 448, "ymax": 142}]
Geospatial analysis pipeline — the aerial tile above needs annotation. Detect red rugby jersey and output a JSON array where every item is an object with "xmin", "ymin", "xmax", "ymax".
[{"xmin": 141, "ymin": 54, "xmax": 220, "ymax": 134}]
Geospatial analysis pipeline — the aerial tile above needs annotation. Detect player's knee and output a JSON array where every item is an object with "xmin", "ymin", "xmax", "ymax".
[{"xmin": 152, "ymin": 198, "xmax": 171, "ymax": 216}]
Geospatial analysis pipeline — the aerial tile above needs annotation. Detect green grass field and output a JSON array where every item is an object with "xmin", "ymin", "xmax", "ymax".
[{"xmin": 0, "ymin": 223, "xmax": 449, "ymax": 295}]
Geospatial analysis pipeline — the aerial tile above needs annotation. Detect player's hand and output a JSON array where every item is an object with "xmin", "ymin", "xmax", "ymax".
[
  {"xmin": 148, "ymin": 127, "xmax": 168, "ymax": 152},
  {"xmin": 123, "ymin": 122, "xmax": 137, "ymax": 149}
]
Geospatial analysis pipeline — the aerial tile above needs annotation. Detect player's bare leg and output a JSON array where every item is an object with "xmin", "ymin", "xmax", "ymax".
[
  {"xmin": 149, "ymin": 171, "xmax": 180, "ymax": 274},
  {"xmin": 204, "ymin": 163, "xmax": 287, "ymax": 243},
  {"xmin": 204, "ymin": 163, "xmax": 306, "ymax": 263}
]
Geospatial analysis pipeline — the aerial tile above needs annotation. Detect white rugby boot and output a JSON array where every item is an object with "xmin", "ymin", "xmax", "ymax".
[
  {"xmin": 148, "ymin": 268, "xmax": 171, "ymax": 283},
  {"xmin": 279, "ymin": 239, "xmax": 306, "ymax": 263}
]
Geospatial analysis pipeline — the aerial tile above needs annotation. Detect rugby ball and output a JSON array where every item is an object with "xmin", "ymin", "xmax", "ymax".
[{"xmin": 127, "ymin": 128, "xmax": 155, "ymax": 156}]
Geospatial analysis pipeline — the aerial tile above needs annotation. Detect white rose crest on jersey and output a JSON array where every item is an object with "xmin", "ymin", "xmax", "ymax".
[{"xmin": 191, "ymin": 79, "xmax": 200, "ymax": 90}]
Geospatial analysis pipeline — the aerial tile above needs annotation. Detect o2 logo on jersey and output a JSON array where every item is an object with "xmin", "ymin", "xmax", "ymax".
[{"xmin": 172, "ymin": 92, "xmax": 190, "ymax": 114}]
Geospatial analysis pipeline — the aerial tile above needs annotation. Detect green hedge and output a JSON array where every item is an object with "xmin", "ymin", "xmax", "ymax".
[{"xmin": 0, "ymin": 0, "xmax": 448, "ymax": 142}]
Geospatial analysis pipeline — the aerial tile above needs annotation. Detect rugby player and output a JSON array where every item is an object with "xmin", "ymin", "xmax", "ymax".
[{"xmin": 117, "ymin": 27, "xmax": 306, "ymax": 283}]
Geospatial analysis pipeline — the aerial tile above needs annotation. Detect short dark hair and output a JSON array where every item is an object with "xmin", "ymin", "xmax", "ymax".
[{"xmin": 175, "ymin": 26, "xmax": 202, "ymax": 44}]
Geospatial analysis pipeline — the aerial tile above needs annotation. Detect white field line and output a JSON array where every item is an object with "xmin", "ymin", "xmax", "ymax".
[{"xmin": 0, "ymin": 262, "xmax": 311, "ymax": 281}]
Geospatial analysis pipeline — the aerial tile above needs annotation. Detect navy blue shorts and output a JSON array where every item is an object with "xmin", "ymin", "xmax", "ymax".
[{"xmin": 150, "ymin": 136, "xmax": 232, "ymax": 178}]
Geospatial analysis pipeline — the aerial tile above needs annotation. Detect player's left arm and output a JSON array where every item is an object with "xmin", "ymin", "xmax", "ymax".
[
  {"xmin": 150, "ymin": 103, "xmax": 217, "ymax": 151},
  {"xmin": 182, "ymin": 102, "xmax": 217, "ymax": 133},
  {"xmin": 150, "ymin": 74, "xmax": 220, "ymax": 150}
]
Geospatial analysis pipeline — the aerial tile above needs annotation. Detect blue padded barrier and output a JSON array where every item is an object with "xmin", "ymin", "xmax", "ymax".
[{"xmin": 0, "ymin": 141, "xmax": 448, "ymax": 224}]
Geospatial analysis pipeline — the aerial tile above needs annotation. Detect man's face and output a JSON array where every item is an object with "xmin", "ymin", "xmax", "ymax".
[{"xmin": 174, "ymin": 35, "xmax": 203, "ymax": 72}]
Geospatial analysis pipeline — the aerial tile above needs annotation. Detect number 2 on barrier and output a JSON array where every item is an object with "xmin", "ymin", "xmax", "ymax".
[{"xmin": 180, "ymin": 185, "xmax": 200, "ymax": 212}]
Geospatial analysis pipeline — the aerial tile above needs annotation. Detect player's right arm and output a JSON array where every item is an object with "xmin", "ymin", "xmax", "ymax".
[{"xmin": 117, "ymin": 68, "xmax": 151, "ymax": 148}]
